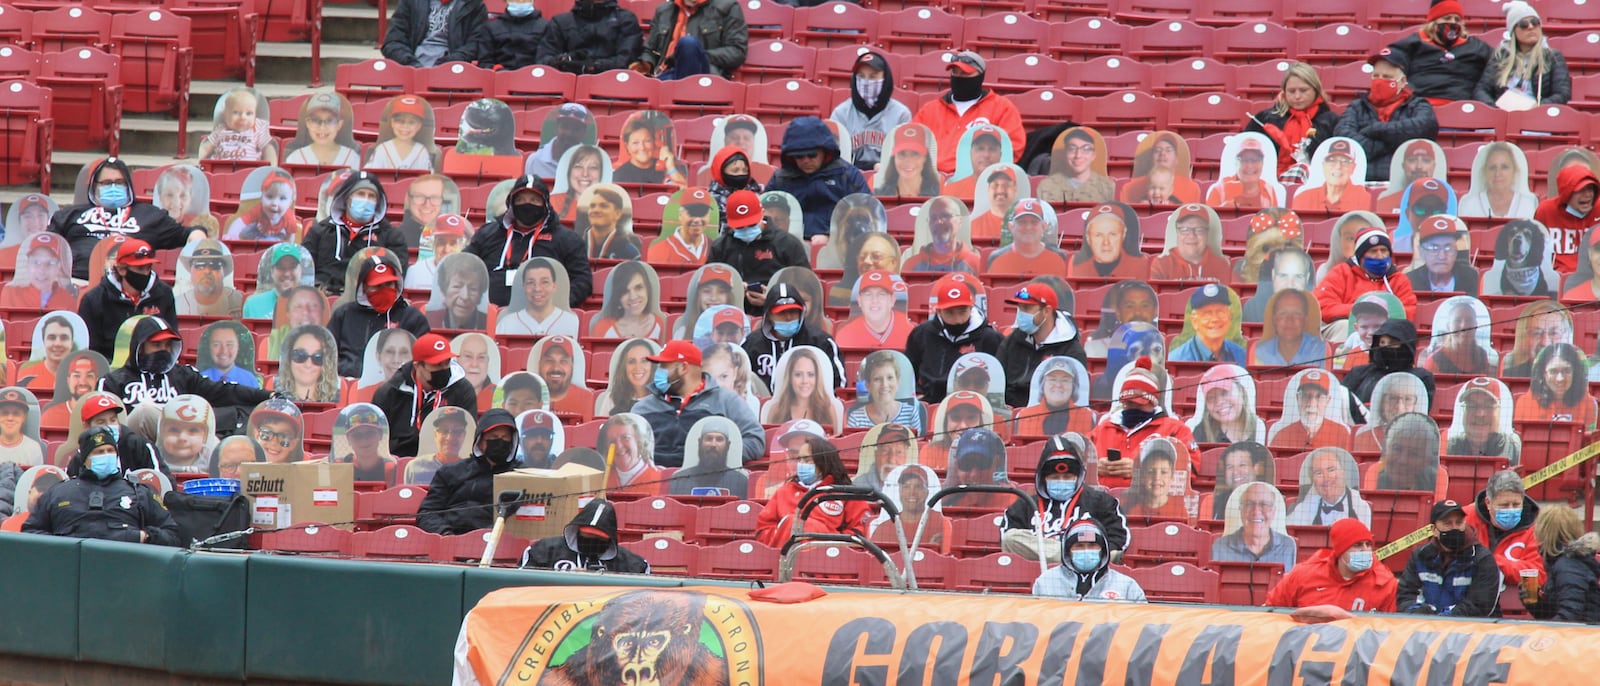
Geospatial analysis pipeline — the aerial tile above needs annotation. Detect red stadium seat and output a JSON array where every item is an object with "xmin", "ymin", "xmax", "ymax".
[
  {"xmin": 790, "ymin": 545, "xmax": 875, "ymax": 583},
  {"xmin": 1281, "ymin": 0, "xmax": 1363, "ymax": 30},
  {"xmin": 1234, "ymin": 59, "xmax": 1295, "ymax": 100},
  {"xmin": 1028, "ymin": 0, "xmax": 1112, "ymax": 22},
  {"xmin": 737, "ymin": 39, "xmax": 815, "ymax": 82},
  {"xmin": 349, "ymin": 524, "xmax": 441, "ymax": 559},
  {"xmin": 879, "ymin": 550, "xmax": 956, "ymax": 590},
  {"xmin": 257, "ymin": 0, "xmax": 320, "ymax": 42},
  {"xmin": 169, "ymin": 0, "xmax": 258, "ymax": 83},
  {"xmin": 1506, "ymin": 105, "xmax": 1590, "ymax": 149},
  {"xmin": 791, "ymin": 1, "xmax": 876, "ymax": 49},
  {"xmin": 414, "ymin": 61, "xmax": 495, "ymax": 108},
  {"xmin": 1010, "ymin": 88, "xmax": 1084, "ymax": 133},
  {"xmin": 1570, "ymin": 74, "xmax": 1600, "ymax": 109},
  {"xmin": 1366, "ymin": 0, "xmax": 1430, "ymax": 32},
  {"xmin": 1127, "ymin": 20, "xmax": 1216, "ymax": 63},
  {"xmin": 1168, "ymin": 92, "xmax": 1253, "ymax": 139},
  {"xmin": 740, "ymin": 0, "xmax": 792, "ymax": 41},
  {"xmin": 695, "ymin": 540, "xmax": 778, "ymax": 580},
  {"xmin": 493, "ymin": 65, "xmax": 575, "ymax": 108},
  {"xmin": 615, "ymin": 496, "xmax": 699, "ymax": 543},
  {"xmin": 653, "ymin": 75, "xmax": 746, "ymax": 119},
  {"xmin": 574, "ymin": 69, "xmax": 657, "ymax": 116},
  {"xmin": 32, "ymin": 6, "xmax": 113, "ymax": 52},
  {"xmin": 1519, "ymin": 420, "xmax": 1587, "ymax": 501},
  {"xmin": 1538, "ymin": 0, "xmax": 1600, "ymax": 32},
  {"xmin": 1113, "ymin": 0, "xmax": 1193, "ymax": 24},
  {"xmin": 0, "ymin": 45, "xmax": 39, "ymax": 81},
  {"xmin": 983, "ymin": 54, "xmax": 1068, "ymax": 95},
  {"xmin": 1046, "ymin": 17, "xmax": 1131, "ymax": 62},
  {"xmin": 353, "ymin": 484, "xmax": 429, "ymax": 526},
  {"xmin": 335, "ymin": 59, "xmax": 415, "ymax": 105},
  {"xmin": 256, "ymin": 522, "xmax": 350, "ymax": 554},
  {"xmin": 963, "ymin": 13, "xmax": 1050, "ymax": 60},
  {"xmin": 0, "ymin": 4, "xmax": 35, "ymax": 49},
  {"xmin": 1060, "ymin": 56, "xmax": 1152, "ymax": 98},
  {"xmin": 1149, "ymin": 58, "xmax": 1236, "ymax": 98},
  {"xmin": 110, "ymin": 9, "xmax": 192, "ymax": 129},
  {"xmin": 896, "ymin": 51, "xmax": 960, "ymax": 94},
  {"xmin": 433, "ymin": 529, "xmax": 530, "ymax": 565},
  {"xmin": 1213, "ymin": 560, "xmax": 1284, "ymax": 606},
  {"xmin": 1549, "ymin": 32, "xmax": 1600, "ymax": 71},
  {"xmin": 0, "ymin": 80, "xmax": 53, "ymax": 191},
  {"xmin": 1123, "ymin": 522, "xmax": 1217, "ymax": 567},
  {"xmin": 947, "ymin": 513, "xmax": 1004, "ymax": 557},
  {"xmin": 1319, "ymin": 60, "xmax": 1376, "ymax": 103},
  {"xmin": 1295, "ymin": 23, "xmax": 1382, "ymax": 66},
  {"xmin": 1433, "ymin": 100, "xmax": 1507, "ymax": 147},
  {"xmin": 877, "ymin": 7, "xmax": 965, "ymax": 54},
  {"xmin": 1212, "ymin": 21, "xmax": 1296, "ymax": 64},
  {"xmin": 951, "ymin": 552, "xmax": 1037, "ymax": 593},
  {"xmin": 1363, "ymin": 489, "xmax": 1432, "ymax": 547},
  {"xmin": 1194, "ymin": 0, "xmax": 1278, "ymax": 26},
  {"xmin": 622, "ymin": 537, "xmax": 699, "ymax": 574},
  {"xmin": 37, "ymin": 47, "xmax": 123, "ymax": 153},
  {"xmin": 1121, "ymin": 561, "xmax": 1220, "ymax": 603},
  {"xmin": 747, "ymin": 78, "xmax": 837, "ymax": 129},
  {"xmin": 1079, "ymin": 90, "xmax": 1168, "ymax": 135},
  {"xmin": 692, "ymin": 500, "xmax": 763, "ymax": 544}
]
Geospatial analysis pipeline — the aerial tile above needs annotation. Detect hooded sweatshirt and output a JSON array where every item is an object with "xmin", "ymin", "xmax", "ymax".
[
  {"xmin": 520, "ymin": 498, "xmax": 652, "ymax": 573},
  {"xmin": 1001, "ymin": 438, "xmax": 1129, "ymax": 552},
  {"xmin": 326, "ymin": 255, "xmax": 432, "ymax": 379},
  {"xmin": 301, "ymin": 171, "xmax": 409, "ymax": 296},
  {"xmin": 466, "ymin": 175, "xmax": 591, "ymax": 308},
  {"xmin": 911, "ymin": 83, "xmax": 1026, "ymax": 176},
  {"xmin": 477, "ymin": 7, "xmax": 550, "ymax": 71},
  {"xmin": 78, "ymin": 261, "xmax": 179, "ymax": 362},
  {"xmin": 1313, "ymin": 251, "xmax": 1418, "ymax": 323},
  {"xmin": 1546, "ymin": 532, "xmax": 1600, "ymax": 623},
  {"xmin": 415, "ymin": 408, "xmax": 520, "ymax": 535},
  {"xmin": 903, "ymin": 312, "xmax": 1004, "ymax": 404},
  {"xmin": 372, "ymin": 360, "xmax": 479, "ymax": 458},
  {"xmin": 51, "ymin": 157, "xmax": 200, "ymax": 282},
  {"xmin": 1341, "ymin": 319, "xmax": 1436, "ymax": 423},
  {"xmin": 766, "ymin": 117, "xmax": 870, "ymax": 239},
  {"xmin": 706, "ymin": 146, "xmax": 765, "ymax": 230},
  {"xmin": 1266, "ymin": 545, "xmax": 1398, "ymax": 611},
  {"xmin": 1462, "ymin": 489, "xmax": 1545, "ymax": 587},
  {"xmin": 100, "ymin": 316, "xmax": 271, "ymax": 419},
  {"xmin": 1533, "ymin": 165, "xmax": 1600, "ymax": 275},
  {"xmin": 997, "ymin": 310, "xmax": 1086, "ymax": 409},
  {"xmin": 1032, "ymin": 519, "xmax": 1145, "ymax": 601},
  {"xmin": 829, "ymin": 51, "xmax": 913, "ymax": 171},
  {"xmin": 740, "ymin": 292, "xmax": 847, "ymax": 393}
]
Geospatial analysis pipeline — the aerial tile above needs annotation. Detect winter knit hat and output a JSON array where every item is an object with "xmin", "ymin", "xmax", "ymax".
[
  {"xmin": 1117, "ymin": 357, "xmax": 1161, "ymax": 404},
  {"xmin": 1329, "ymin": 518, "xmax": 1375, "ymax": 559},
  {"xmin": 1427, "ymin": 0, "xmax": 1464, "ymax": 23},
  {"xmin": 1354, "ymin": 228, "xmax": 1392, "ymax": 260},
  {"xmin": 1502, "ymin": 0, "xmax": 1538, "ymax": 32}
]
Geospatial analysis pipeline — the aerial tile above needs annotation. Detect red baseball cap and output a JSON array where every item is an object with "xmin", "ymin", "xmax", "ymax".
[
  {"xmin": 1006, "ymin": 283, "xmax": 1058, "ymax": 312},
  {"xmin": 647, "ymin": 339, "xmax": 702, "ymax": 366},
  {"xmin": 725, "ymin": 190, "xmax": 763, "ymax": 229},
  {"xmin": 364, "ymin": 260, "xmax": 401, "ymax": 287},
  {"xmin": 80, "ymin": 393, "xmax": 122, "ymax": 425},
  {"xmin": 936, "ymin": 280, "xmax": 974, "ymax": 310},
  {"xmin": 118, "ymin": 239, "xmax": 157, "ymax": 267},
  {"xmin": 145, "ymin": 320, "xmax": 181, "ymax": 344},
  {"xmin": 413, "ymin": 333, "xmax": 454, "ymax": 365}
]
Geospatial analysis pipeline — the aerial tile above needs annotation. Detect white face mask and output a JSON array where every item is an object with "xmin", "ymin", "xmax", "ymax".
[{"xmin": 855, "ymin": 76, "xmax": 884, "ymax": 103}]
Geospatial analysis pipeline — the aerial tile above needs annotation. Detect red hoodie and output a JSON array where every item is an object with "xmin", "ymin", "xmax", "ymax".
[
  {"xmin": 1266, "ymin": 549, "xmax": 1398, "ymax": 612},
  {"xmin": 1533, "ymin": 165, "xmax": 1600, "ymax": 275},
  {"xmin": 755, "ymin": 476, "xmax": 871, "ymax": 548}
]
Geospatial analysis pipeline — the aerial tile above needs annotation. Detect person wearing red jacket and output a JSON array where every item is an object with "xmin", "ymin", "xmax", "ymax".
[
  {"xmin": 1267, "ymin": 518, "xmax": 1398, "ymax": 612},
  {"xmin": 755, "ymin": 435, "xmax": 870, "ymax": 549},
  {"xmin": 911, "ymin": 51, "xmax": 1025, "ymax": 176},
  {"xmin": 1462, "ymin": 469, "xmax": 1546, "ymax": 588},
  {"xmin": 1532, "ymin": 164, "xmax": 1600, "ymax": 275},
  {"xmin": 1313, "ymin": 227, "xmax": 1417, "ymax": 325},
  {"xmin": 1088, "ymin": 357, "xmax": 1198, "ymax": 490}
]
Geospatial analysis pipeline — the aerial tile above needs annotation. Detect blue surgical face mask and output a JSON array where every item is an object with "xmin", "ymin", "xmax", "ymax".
[
  {"xmin": 1346, "ymin": 550, "xmax": 1374, "ymax": 572},
  {"xmin": 88, "ymin": 453, "xmax": 120, "ymax": 479},
  {"xmin": 98, "ymin": 185, "xmax": 130, "ymax": 210},
  {"xmin": 505, "ymin": 2, "xmax": 534, "ymax": 15},
  {"xmin": 1070, "ymin": 549, "xmax": 1101, "ymax": 573},
  {"xmin": 1361, "ymin": 256, "xmax": 1391, "ymax": 276},
  {"xmin": 773, "ymin": 319, "xmax": 801, "ymax": 338},
  {"xmin": 650, "ymin": 367, "xmax": 672, "ymax": 394},
  {"xmin": 1014, "ymin": 311, "xmax": 1040, "ymax": 335},
  {"xmin": 1494, "ymin": 507, "xmax": 1521, "ymax": 529},
  {"xmin": 1567, "ymin": 204, "xmax": 1587, "ymax": 218},
  {"xmin": 347, "ymin": 196, "xmax": 378, "ymax": 223},
  {"xmin": 733, "ymin": 226, "xmax": 762, "ymax": 242},
  {"xmin": 1044, "ymin": 478, "xmax": 1078, "ymax": 501},
  {"xmin": 795, "ymin": 462, "xmax": 818, "ymax": 486}
]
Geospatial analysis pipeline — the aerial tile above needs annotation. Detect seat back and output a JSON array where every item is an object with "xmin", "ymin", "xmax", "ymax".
[
  {"xmin": 0, "ymin": 79, "xmax": 53, "ymax": 188},
  {"xmin": 33, "ymin": 6, "xmax": 113, "ymax": 53},
  {"xmin": 111, "ymin": 9, "xmax": 193, "ymax": 113},
  {"xmin": 574, "ymin": 69, "xmax": 657, "ymax": 116},
  {"xmin": 415, "ymin": 61, "xmax": 495, "ymax": 107},
  {"xmin": 335, "ymin": 59, "xmax": 415, "ymax": 105},
  {"xmin": 0, "ymin": 45, "xmax": 40, "ymax": 81},
  {"xmin": 492, "ymin": 65, "xmax": 575, "ymax": 108},
  {"xmin": 37, "ymin": 47, "xmax": 122, "ymax": 151},
  {"xmin": 0, "ymin": 4, "xmax": 34, "ymax": 49}
]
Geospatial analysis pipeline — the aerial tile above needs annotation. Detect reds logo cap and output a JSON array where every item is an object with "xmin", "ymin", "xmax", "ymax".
[
  {"xmin": 1175, "ymin": 203, "xmax": 1211, "ymax": 226},
  {"xmin": 364, "ymin": 259, "xmax": 400, "ymax": 287},
  {"xmin": 80, "ymin": 393, "xmax": 123, "ymax": 424},
  {"xmin": 413, "ymin": 333, "xmax": 454, "ymax": 365},
  {"xmin": 1005, "ymin": 283, "xmax": 1058, "ymax": 312},
  {"xmin": 118, "ymin": 239, "xmax": 158, "ymax": 267},
  {"xmin": 433, "ymin": 214, "xmax": 469, "ymax": 239},
  {"xmin": 0, "ymin": 388, "xmax": 28, "ymax": 410},
  {"xmin": 1299, "ymin": 370, "xmax": 1329, "ymax": 393},
  {"xmin": 894, "ymin": 125, "xmax": 928, "ymax": 156},
  {"xmin": 521, "ymin": 411, "xmax": 557, "ymax": 436},
  {"xmin": 681, "ymin": 187, "xmax": 712, "ymax": 209},
  {"xmin": 1417, "ymin": 215, "xmax": 1462, "ymax": 241},
  {"xmin": 935, "ymin": 281, "xmax": 974, "ymax": 310},
  {"xmin": 1011, "ymin": 198, "xmax": 1046, "ymax": 222},
  {"xmin": 724, "ymin": 190, "xmax": 763, "ymax": 229},
  {"xmin": 646, "ymin": 339, "xmax": 702, "ymax": 367},
  {"xmin": 699, "ymin": 264, "xmax": 735, "ymax": 287},
  {"xmin": 1326, "ymin": 139, "xmax": 1355, "ymax": 159},
  {"xmin": 857, "ymin": 270, "xmax": 905, "ymax": 295},
  {"xmin": 163, "ymin": 395, "xmax": 214, "ymax": 426}
]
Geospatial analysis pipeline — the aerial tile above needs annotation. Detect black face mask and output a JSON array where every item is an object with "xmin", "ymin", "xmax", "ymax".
[
  {"xmin": 722, "ymin": 173, "xmax": 750, "ymax": 190},
  {"xmin": 1371, "ymin": 345, "xmax": 1413, "ymax": 371},
  {"xmin": 573, "ymin": 0, "xmax": 606, "ymax": 19},
  {"xmin": 576, "ymin": 536, "xmax": 610, "ymax": 558},
  {"xmin": 950, "ymin": 74, "xmax": 984, "ymax": 102},
  {"xmin": 941, "ymin": 319, "xmax": 968, "ymax": 338},
  {"xmin": 1437, "ymin": 528, "xmax": 1467, "ymax": 551},
  {"xmin": 1435, "ymin": 23, "xmax": 1462, "ymax": 46},
  {"xmin": 511, "ymin": 202, "xmax": 547, "ymax": 227},
  {"xmin": 1120, "ymin": 407, "xmax": 1157, "ymax": 428},
  {"xmin": 482, "ymin": 438, "xmax": 515, "ymax": 464},
  {"xmin": 139, "ymin": 350, "xmax": 175, "ymax": 375},
  {"xmin": 428, "ymin": 368, "xmax": 452, "ymax": 389},
  {"xmin": 123, "ymin": 269, "xmax": 152, "ymax": 291}
]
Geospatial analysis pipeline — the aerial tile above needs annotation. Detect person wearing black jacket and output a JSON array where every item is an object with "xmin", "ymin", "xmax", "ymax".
[
  {"xmin": 382, "ymin": 0, "xmax": 486, "ymax": 67},
  {"xmin": 535, "ymin": 0, "xmax": 644, "ymax": 75},
  {"xmin": 740, "ymin": 284, "xmax": 845, "ymax": 394},
  {"xmin": 996, "ymin": 283, "xmax": 1086, "ymax": 409},
  {"xmin": 1383, "ymin": 1, "xmax": 1492, "ymax": 103},
  {"xmin": 78, "ymin": 238, "xmax": 179, "ymax": 361},
  {"xmin": 416, "ymin": 408, "xmax": 519, "ymax": 535},
  {"xmin": 476, "ymin": 3, "xmax": 548, "ymax": 71},
  {"xmin": 1244, "ymin": 62, "xmax": 1341, "ymax": 180},
  {"xmin": 707, "ymin": 190, "xmax": 809, "ymax": 316},
  {"xmin": 65, "ymin": 392, "xmax": 170, "ymax": 482},
  {"xmin": 327, "ymin": 253, "xmax": 431, "ymax": 379},
  {"xmin": 23, "ymin": 427, "xmax": 181, "ymax": 546},
  {"xmin": 50, "ymin": 157, "xmax": 206, "ymax": 282},
  {"xmin": 1000, "ymin": 434, "xmax": 1129, "ymax": 562},
  {"xmin": 520, "ymin": 498, "xmax": 651, "ymax": 573},
  {"xmin": 631, "ymin": 0, "xmax": 748, "ymax": 79},
  {"xmin": 466, "ymin": 175, "xmax": 591, "ymax": 308},
  {"xmin": 1396, "ymin": 500, "xmax": 1501, "ymax": 617},
  {"xmin": 1342, "ymin": 318, "xmax": 1436, "ymax": 424},
  {"xmin": 904, "ymin": 277, "xmax": 1002, "ymax": 404},
  {"xmin": 301, "ymin": 172, "xmax": 409, "ymax": 296},
  {"xmin": 100, "ymin": 317, "xmax": 273, "ymax": 437},
  {"xmin": 373, "ymin": 333, "xmax": 479, "ymax": 457},
  {"xmin": 1332, "ymin": 50, "xmax": 1440, "ymax": 184},
  {"xmin": 1543, "ymin": 512, "xmax": 1600, "ymax": 623}
]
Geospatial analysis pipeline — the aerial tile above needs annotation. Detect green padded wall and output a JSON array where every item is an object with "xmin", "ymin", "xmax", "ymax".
[
  {"xmin": 168, "ymin": 552, "xmax": 249, "ymax": 679},
  {"xmin": 0, "ymin": 534, "xmax": 80, "ymax": 659},
  {"xmin": 77, "ymin": 540, "xmax": 185, "ymax": 670}
]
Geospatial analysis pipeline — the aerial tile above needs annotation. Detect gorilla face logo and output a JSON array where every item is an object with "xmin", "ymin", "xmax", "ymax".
[{"xmin": 528, "ymin": 590, "xmax": 757, "ymax": 686}]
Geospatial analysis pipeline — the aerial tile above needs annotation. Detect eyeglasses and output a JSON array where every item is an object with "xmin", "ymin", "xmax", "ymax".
[
  {"xmin": 257, "ymin": 428, "xmax": 295, "ymax": 447},
  {"xmin": 1062, "ymin": 144, "xmax": 1096, "ymax": 155},
  {"xmin": 408, "ymin": 194, "xmax": 444, "ymax": 205},
  {"xmin": 1176, "ymin": 225, "xmax": 1209, "ymax": 236},
  {"xmin": 306, "ymin": 116, "xmax": 340, "ymax": 127},
  {"xmin": 291, "ymin": 349, "xmax": 325, "ymax": 366},
  {"xmin": 1516, "ymin": 18, "xmax": 1540, "ymax": 29}
]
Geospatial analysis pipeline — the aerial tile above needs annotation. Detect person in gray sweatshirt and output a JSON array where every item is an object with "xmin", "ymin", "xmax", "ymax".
[
  {"xmin": 1032, "ymin": 518, "xmax": 1147, "ymax": 603},
  {"xmin": 829, "ymin": 50, "xmax": 912, "ymax": 172}
]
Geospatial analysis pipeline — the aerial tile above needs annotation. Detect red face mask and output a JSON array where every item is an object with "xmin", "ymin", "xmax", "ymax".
[
  {"xmin": 366, "ymin": 285, "xmax": 399, "ymax": 313},
  {"xmin": 1369, "ymin": 77, "xmax": 1402, "ymax": 103}
]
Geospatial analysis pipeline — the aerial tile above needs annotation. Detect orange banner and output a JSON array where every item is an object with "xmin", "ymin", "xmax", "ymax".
[{"xmin": 457, "ymin": 585, "xmax": 1599, "ymax": 685}]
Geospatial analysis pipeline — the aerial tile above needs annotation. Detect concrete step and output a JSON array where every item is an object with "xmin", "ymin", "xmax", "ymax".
[
  {"xmin": 118, "ymin": 116, "xmax": 212, "ymax": 158},
  {"xmin": 190, "ymin": 79, "xmax": 325, "ymax": 130},
  {"xmin": 324, "ymin": 5, "xmax": 385, "ymax": 45},
  {"xmin": 257, "ymin": 41, "xmax": 383, "ymax": 87}
]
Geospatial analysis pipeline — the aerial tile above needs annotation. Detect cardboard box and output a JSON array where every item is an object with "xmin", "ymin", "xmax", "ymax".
[
  {"xmin": 493, "ymin": 464, "xmax": 606, "ymax": 541},
  {"xmin": 240, "ymin": 461, "xmax": 355, "ymax": 530}
]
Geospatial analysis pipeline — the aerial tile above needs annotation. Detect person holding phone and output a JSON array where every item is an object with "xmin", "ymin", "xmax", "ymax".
[{"xmin": 708, "ymin": 191, "xmax": 808, "ymax": 314}]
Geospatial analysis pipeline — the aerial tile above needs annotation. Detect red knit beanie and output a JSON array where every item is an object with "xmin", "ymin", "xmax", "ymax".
[
  {"xmin": 1428, "ymin": 0, "xmax": 1464, "ymax": 22},
  {"xmin": 1329, "ymin": 518, "xmax": 1374, "ymax": 559},
  {"xmin": 1117, "ymin": 357, "xmax": 1161, "ymax": 404}
]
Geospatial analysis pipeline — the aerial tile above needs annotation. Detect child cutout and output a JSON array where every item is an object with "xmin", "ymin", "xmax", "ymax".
[
  {"xmin": 0, "ymin": 234, "xmax": 77, "ymax": 311},
  {"xmin": 223, "ymin": 168, "xmax": 301, "ymax": 242},
  {"xmin": 1119, "ymin": 131, "xmax": 1202, "ymax": 205},
  {"xmin": 199, "ymin": 86, "xmax": 278, "ymax": 164},
  {"xmin": 364, "ymin": 94, "xmax": 439, "ymax": 172},
  {"xmin": 283, "ymin": 92, "xmax": 360, "ymax": 169},
  {"xmin": 329, "ymin": 403, "xmax": 397, "ymax": 485},
  {"xmin": 152, "ymin": 165, "xmax": 221, "ymax": 236}
]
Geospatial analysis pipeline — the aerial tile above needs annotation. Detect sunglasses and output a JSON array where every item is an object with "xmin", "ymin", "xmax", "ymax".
[
  {"xmin": 791, "ymin": 151, "xmax": 823, "ymax": 160},
  {"xmin": 1516, "ymin": 18, "xmax": 1540, "ymax": 29},
  {"xmin": 291, "ymin": 349, "xmax": 325, "ymax": 366},
  {"xmin": 192, "ymin": 260, "xmax": 226, "ymax": 271},
  {"xmin": 257, "ymin": 428, "xmax": 295, "ymax": 448}
]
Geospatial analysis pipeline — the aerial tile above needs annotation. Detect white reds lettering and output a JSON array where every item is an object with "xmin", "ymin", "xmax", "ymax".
[{"xmin": 76, "ymin": 208, "xmax": 142, "ymax": 235}]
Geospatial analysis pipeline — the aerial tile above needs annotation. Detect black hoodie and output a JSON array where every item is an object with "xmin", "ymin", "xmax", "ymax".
[
  {"xmin": 372, "ymin": 360, "xmax": 479, "ymax": 458},
  {"xmin": 476, "ymin": 9, "xmax": 550, "ymax": 71},
  {"xmin": 1342, "ymin": 318, "xmax": 1436, "ymax": 423},
  {"xmin": 50, "ymin": 157, "xmax": 201, "ymax": 281},
  {"xmin": 1001, "ymin": 435, "xmax": 1129, "ymax": 552},
  {"xmin": 519, "ymin": 498, "xmax": 651, "ymax": 573},
  {"xmin": 739, "ymin": 284, "xmax": 846, "ymax": 393},
  {"xmin": 22, "ymin": 427, "xmax": 181, "ymax": 546},
  {"xmin": 100, "ymin": 317, "xmax": 272, "ymax": 434},
  {"xmin": 465, "ymin": 175, "xmax": 592, "ymax": 308},
  {"xmin": 416, "ymin": 408, "xmax": 519, "ymax": 535},
  {"xmin": 326, "ymin": 253, "xmax": 432, "ymax": 379},
  {"xmin": 300, "ymin": 171, "xmax": 409, "ymax": 296},
  {"xmin": 78, "ymin": 261, "xmax": 179, "ymax": 362},
  {"xmin": 904, "ymin": 312, "xmax": 1003, "ymax": 404}
]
